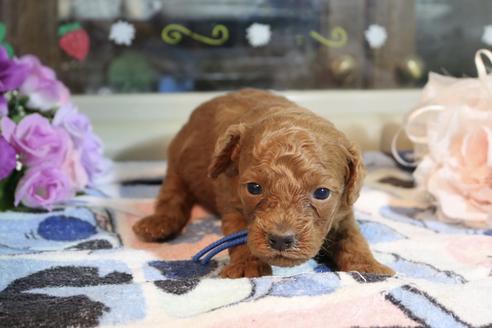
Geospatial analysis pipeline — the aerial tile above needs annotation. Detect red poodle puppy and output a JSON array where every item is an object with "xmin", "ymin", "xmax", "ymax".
[{"xmin": 133, "ymin": 89, "xmax": 395, "ymax": 278}]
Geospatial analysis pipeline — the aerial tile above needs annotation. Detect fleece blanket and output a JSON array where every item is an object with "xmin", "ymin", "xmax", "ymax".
[{"xmin": 1, "ymin": 153, "xmax": 491, "ymax": 328}]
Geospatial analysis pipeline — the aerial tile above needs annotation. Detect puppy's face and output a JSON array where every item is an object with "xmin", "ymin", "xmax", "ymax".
[
  {"xmin": 209, "ymin": 120, "xmax": 363, "ymax": 267},
  {"xmin": 239, "ymin": 170, "xmax": 340, "ymax": 266}
]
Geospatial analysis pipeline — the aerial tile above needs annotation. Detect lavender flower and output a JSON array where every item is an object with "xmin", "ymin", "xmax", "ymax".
[
  {"xmin": 0, "ymin": 97, "xmax": 7, "ymax": 117},
  {"xmin": 81, "ymin": 132, "xmax": 109, "ymax": 183},
  {"xmin": 53, "ymin": 103, "xmax": 91, "ymax": 147},
  {"xmin": 0, "ymin": 135, "xmax": 16, "ymax": 180},
  {"xmin": 0, "ymin": 50, "xmax": 109, "ymax": 210},
  {"xmin": 0, "ymin": 47, "xmax": 28, "ymax": 116},
  {"xmin": 0, "ymin": 116, "xmax": 15, "ymax": 141},
  {"xmin": 0, "ymin": 47, "xmax": 28, "ymax": 93},
  {"xmin": 18, "ymin": 55, "xmax": 70, "ymax": 111}
]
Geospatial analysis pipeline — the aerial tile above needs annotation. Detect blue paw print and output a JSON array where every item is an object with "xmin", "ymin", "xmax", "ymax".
[
  {"xmin": 149, "ymin": 260, "xmax": 217, "ymax": 280},
  {"xmin": 37, "ymin": 215, "xmax": 97, "ymax": 241},
  {"xmin": 314, "ymin": 263, "xmax": 332, "ymax": 273}
]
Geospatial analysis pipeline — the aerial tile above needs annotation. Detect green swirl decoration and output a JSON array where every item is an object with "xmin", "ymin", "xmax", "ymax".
[
  {"xmin": 161, "ymin": 24, "xmax": 229, "ymax": 46},
  {"xmin": 310, "ymin": 27, "xmax": 348, "ymax": 48}
]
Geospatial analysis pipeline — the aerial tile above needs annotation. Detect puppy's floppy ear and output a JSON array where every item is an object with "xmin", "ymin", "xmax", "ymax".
[
  {"xmin": 343, "ymin": 142, "xmax": 365, "ymax": 205},
  {"xmin": 208, "ymin": 123, "xmax": 246, "ymax": 178}
]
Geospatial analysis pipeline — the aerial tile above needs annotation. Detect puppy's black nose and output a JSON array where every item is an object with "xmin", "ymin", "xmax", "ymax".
[{"xmin": 268, "ymin": 234, "xmax": 295, "ymax": 251}]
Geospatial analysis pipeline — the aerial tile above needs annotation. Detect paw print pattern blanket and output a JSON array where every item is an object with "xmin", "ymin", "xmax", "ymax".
[{"xmin": 1, "ymin": 154, "xmax": 491, "ymax": 328}]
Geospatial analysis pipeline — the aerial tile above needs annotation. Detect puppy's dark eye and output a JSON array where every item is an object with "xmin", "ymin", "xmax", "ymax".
[
  {"xmin": 247, "ymin": 182, "xmax": 262, "ymax": 195},
  {"xmin": 313, "ymin": 187, "xmax": 331, "ymax": 200}
]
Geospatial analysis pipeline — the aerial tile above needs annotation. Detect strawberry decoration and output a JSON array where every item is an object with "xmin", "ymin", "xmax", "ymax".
[{"xmin": 58, "ymin": 23, "xmax": 90, "ymax": 61}]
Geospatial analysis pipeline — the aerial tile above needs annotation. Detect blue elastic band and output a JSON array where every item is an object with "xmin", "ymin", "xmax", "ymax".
[
  {"xmin": 192, "ymin": 229, "xmax": 248, "ymax": 265},
  {"xmin": 192, "ymin": 230, "xmax": 247, "ymax": 261},
  {"xmin": 199, "ymin": 235, "xmax": 248, "ymax": 265}
]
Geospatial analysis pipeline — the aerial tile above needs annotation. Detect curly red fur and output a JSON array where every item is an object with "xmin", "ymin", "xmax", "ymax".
[{"xmin": 133, "ymin": 89, "xmax": 395, "ymax": 278}]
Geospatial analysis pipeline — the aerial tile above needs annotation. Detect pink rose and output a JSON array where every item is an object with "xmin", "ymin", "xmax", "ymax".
[
  {"xmin": 1, "ymin": 116, "xmax": 15, "ymax": 141},
  {"xmin": 18, "ymin": 55, "xmax": 70, "ymax": 111},
  {"xmin": 62, "ymin": 138, "xmax": 89, "ymax": 191},
  {"xmin": 14, "ymin": 166, "xmax": 74, "ymax": 210},
  {"xmin": 410, "ymin": 72, "xmax": 492, "ymax": 227},
  {"xmin": 0, "ymin": 135, "xmax": 16, "ymax": 180},
  {"xmin": 11, "ymin": 113, "xmax": 69, "ymax": 167}
]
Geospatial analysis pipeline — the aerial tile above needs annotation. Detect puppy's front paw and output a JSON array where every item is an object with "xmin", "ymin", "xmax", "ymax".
[
  {"xmin": 341, "ymin": 261, "xmax": 395, "ymax": 276},
  {"xmin": 220, "ymin": 258, "xmax": 272, "ymax": 278},
  {"xmin": 132, "ymin": 214, "xmax": 179, "ymax": 242},
  {"xmin": 372, "ymin": 263, "xmax": 396, "ymax": 276}
]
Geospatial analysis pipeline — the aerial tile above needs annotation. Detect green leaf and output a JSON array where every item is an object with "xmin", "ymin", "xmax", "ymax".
[
  {"xmin": 10, "ymin": 113, "xmax": 23, "ymax": 124},
  {"xmin": 7, "ymin": 94, "xmax": 23, "ymax": 120},
  {"xmin": 1, "ymin": 42, "xmax": 14, "ymax": 57},
  {"xmin": 0, "ymin": 180, "xmax": 10, "ymax": 211},
  {"xmin": 0, "ymin": 23, "xmax": 5, "ymax": 42},
  {"xmin": 0, "ymin": 172, "xmax": 19, "ymax": 212}
]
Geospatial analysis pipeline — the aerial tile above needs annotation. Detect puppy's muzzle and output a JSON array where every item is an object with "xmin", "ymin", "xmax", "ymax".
[{"xmin": 267, "ymin": 233, "xmax": 296, "ymax": 251}]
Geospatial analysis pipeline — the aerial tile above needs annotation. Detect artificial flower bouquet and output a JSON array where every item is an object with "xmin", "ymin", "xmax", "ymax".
[
  {"xmin": 0, "ymin": 47, "xmax": 108, "ymax": 211},
  {"xmin": 398, "ymin": 49, "xmax": 492, "ymax": 228}
]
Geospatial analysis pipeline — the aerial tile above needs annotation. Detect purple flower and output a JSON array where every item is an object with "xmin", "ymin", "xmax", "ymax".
[
  {"xmin": 53, "ymin": 103, "xmax": 91, "ymax": 147},
  {"xmin": 0, "ymin": 47, "xmax": 28, "ymax": 93},
  {"xmin": 81, "ymin": 132, "xmax": 109, "ymax": 183},
  {"xmin": 53, "ymin": 103, "xmax": 101, "ymax": 187},
  {"xmin": 1, "ymin": 116, "xmax": 15, "ymax": 141},
  {"xmin": 0, "ymin": 135, "xmax": 16, "ymax": 180},
  {"xmin": 0, "ymin": 47, "xmax": 28, "ymax": 116},
  {"xmin": 11, "ymin": 113, "xmax": 69, "ymax": 166},
  {"xmin": 0, "ymin": 96, "xmax": 7, "ymax": 117},
  {"xmin": 17, "ymin": 55, "xmax": 69, "ymax": 111},
  {"xmin": 14, "ymin": 166, "xmax": 74, "ymax": 210}
]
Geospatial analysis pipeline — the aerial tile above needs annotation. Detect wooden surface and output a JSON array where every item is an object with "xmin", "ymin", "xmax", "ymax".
[
  {"xmin": 325, "ymin": 0, "xmax": 366, "ymax": 88},
  {"xmin": 366, "ymin": 0, "xmax": 417, "ymax": 88},
  {"xmin": 0, "ymin": 0, "xmax": 60, "ymax": 68}
]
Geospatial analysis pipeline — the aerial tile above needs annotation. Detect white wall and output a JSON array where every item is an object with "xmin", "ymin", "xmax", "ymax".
[{"xmin": 74, "ymin": 90, "xmax": 420, "ymax": 160}]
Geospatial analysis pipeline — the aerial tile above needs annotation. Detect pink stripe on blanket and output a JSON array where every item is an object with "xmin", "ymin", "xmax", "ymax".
[
  {"xmin": 204, "ymin": 294, "xmax": 417, "ymax": 328},
  {"xmin": 116, "ymin": 204, "xmax": 223, "ymax": 260}
]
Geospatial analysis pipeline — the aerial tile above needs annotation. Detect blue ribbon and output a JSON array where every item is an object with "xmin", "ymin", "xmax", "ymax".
[{"xmin": 192, "ymin": 229, "xmax": 248, "ymax": 265}]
